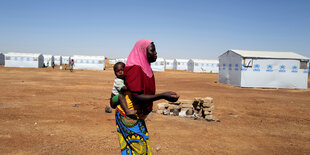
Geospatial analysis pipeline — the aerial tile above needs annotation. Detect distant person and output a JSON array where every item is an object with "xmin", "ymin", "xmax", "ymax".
[
  {"xmin": 110, "ymin": 62, "xmax": 136, "ymax": 117},
  {"xmin": 69, "ymin": 59, "xmax": 74, "ymax": 72},
  {"xmin": 114, "ymin": 39, "xmax": 179, "ymax": 154},
  {"xmin": 51, "ymin": 61, "xmax": 55, "ymax": 69}
]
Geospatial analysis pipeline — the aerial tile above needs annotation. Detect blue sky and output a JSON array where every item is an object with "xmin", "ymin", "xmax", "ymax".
[{"xmin": 0, "ymin": 0, "xmax": 309, "ymax": 59}]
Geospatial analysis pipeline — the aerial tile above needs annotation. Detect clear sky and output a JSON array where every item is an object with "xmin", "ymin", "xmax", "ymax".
[{"xmin": 0, "ymin": 0, "xmax": 309, "ymax": 59}]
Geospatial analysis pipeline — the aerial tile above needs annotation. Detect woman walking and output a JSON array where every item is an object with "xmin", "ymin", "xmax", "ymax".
[{"xmin": 115, "ymin": 39, "xmax": 179, "ymax": 154}]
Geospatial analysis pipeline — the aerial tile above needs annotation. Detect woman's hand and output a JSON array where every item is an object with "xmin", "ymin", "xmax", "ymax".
[{"xmin": 161, "ymin": 91, "xmax": 180, "ymax": 102}]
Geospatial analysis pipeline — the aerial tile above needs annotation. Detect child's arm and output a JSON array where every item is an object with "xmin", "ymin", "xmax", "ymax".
[{"xmin": 120, "ymin": 86, "xmax": 128, "ymax": 93}]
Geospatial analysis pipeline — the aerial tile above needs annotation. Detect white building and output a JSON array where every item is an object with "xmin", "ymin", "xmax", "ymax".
[
  {"xmin": 218, "ymin": 50, "xmax": 309, "ymax": 89},
  {"xmin": 165, "ymin": 59, "xmax": 174, "ymax": 69},
  {"xmin": 173, "ymin": 59, "xmax": 189, "ymax": 70},
  {"xmin": 54, "ymin": 56, "xmax": 62, "ymax": 65},
  {"xmin": 62, "ymin": 56, "xmax": 70, "ymax": 65},
  {"xmin": 71, "ymin": 55, "xmax": 105, "ymax": 70},
  {"xmin": 43, "ymin": 54, "xmax": 54, "ymax": 67},
  {"xmin": 188, "ymin": 59, "xmax": 219, "ymax": 73},
  {"xmin": 0, "ymin": 53, "xmax": 4, "ymax": 65},
  {"xmin": 5, "ymin": 52, "xmax": 44, "ymax": 68},
  {"xmin": 151, "ymin": 57, "xmax": 165, "ymax": 72}
]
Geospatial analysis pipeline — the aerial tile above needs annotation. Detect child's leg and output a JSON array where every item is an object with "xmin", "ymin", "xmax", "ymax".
[
  {"xmin": 110, "ymin": 95, "xmax": 120, "ymax": 109},
  {"xmin": 118, "ymin": 94, "xmax": 136, "ymax": 116}
]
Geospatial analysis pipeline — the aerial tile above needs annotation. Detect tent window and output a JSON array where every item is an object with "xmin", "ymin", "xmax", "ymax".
[
  {"xmin": 5, "ymin": 56, "xmax": 10, "ymax": 60},
  {"xmin": 243, "ymin": 58, "xmax": 253, "ymax": 68},
  {"xmin": 160, "ymin": 62, "xmax": 164, "ymax": 65},
  {"xmin": 34, "ymin": 58, "xmax": 38, "ymax": 61},
  {"xmin": 167, "ymin": 62, "xmax": 170, "ymax": 65},
  {"xmin": 178, "ymin": 62, "xmax": 180, "ymax": 65},
  {"xmin": 99, "ymin": 60, "xmax": 103, "ymax": 64},
  {"xmin": 300, "ymin": 61, "xmax": 308, "ymax": 69},
  {"xmin": 195, "ymin": 63, "xmax": 198, "ymax": 66}
]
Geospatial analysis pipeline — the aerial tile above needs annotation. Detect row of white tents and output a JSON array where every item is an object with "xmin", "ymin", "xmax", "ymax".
[
  {"xmin": 0, "ymin": 52, "xmax": 105, "ymax": 70},
  {"xmin": 109, "ymin": 50, "xmax": 309, "ymax": 89},
  {"xmin": 1, "ymin": 50, "xmax": 309, "ymax": 89},
  {"xmin": 109, "ymin": 58, "xmax": 220, "ymax": 73}
]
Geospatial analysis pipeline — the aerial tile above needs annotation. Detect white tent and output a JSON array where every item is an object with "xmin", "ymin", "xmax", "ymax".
[
  {"xmin": 115, "ymin": 58, "xmax": 127, "ymax": 64},
  {"xmin": 109, "ymin": 59, "xmax": 116, "ymax": 65},
  {"xmin": 54, "ymin": 56, "xmax": 62, "ymax": 65},
  {"xmin": 165, "ymin": 59, "xmax": 174, "ymax": 69},
  {"xmin": 188, "ymin": 59, "xmax": 219, "ymax": 73},
  {"xmin": 71, "ymin": 55, "xmax": 105, "ymax": 70},
  {"xmin": 5, "ymin": 52, "xmax": 44, "ymax": 68},
  {"xmin": 173, "ymin": 59, "xmax": 189, "ymax": 70},
  {"xmin": 151, "ymin": 57, "xmax": 165, "ymax": 72},
  {"xmin": 0, "ymin": 53, "xmax": 4, "ymax": 65},
  {"xmin": 62, "ymin": 56, "xmax": 70, "ymax": 65},
  {"xmin": 218, "ymin": 49, "xmax": 309, "ymax": 89},
  {"xmin": 43, "ymin": 54, "xmax": 54, "ymax": 67}
]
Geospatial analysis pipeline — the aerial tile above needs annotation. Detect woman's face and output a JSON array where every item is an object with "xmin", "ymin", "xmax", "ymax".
[{"xmin": 147, "ymin": 43, "xmax": 157, "ymax": 63}]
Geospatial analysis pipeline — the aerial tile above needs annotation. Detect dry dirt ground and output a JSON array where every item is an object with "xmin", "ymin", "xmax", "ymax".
[{"xmin": 0, "ymin": 66, "xmax": 310, "ymax": 155}]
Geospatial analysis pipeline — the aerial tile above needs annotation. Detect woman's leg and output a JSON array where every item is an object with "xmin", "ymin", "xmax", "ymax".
[{"xmin": 115, "ymin": 110, "xmax": 151, "ymax": 155}]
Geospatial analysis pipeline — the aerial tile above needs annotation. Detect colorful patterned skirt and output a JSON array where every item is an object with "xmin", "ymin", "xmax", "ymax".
[{"xmin": 115, "ymin": 110, "xmax": 152, "ymax": 155}]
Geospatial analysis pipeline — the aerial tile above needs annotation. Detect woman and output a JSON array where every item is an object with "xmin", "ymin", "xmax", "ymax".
[{"xmin": 115, "ymin": 39, "xmax": 179, "ymax": 155}]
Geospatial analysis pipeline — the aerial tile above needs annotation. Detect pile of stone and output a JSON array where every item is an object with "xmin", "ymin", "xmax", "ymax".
[{"xmin": 156, "ymin": 97, "xmax": 215, "ymax": 121}]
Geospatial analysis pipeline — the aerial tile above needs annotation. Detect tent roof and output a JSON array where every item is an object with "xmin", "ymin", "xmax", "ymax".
[
  {"xmin": 155, "ymin": 57, "xmax": 165, "ymax": 61},
  {"xmin": 174, "ymin": 59, "xmax": 189, "ymax": 62},
  {"xmin": 115, "ymin": 58, "xmax": 127, "ymax": 60},
  {"xmin": 43, "ymin": 54, "xmax": 53, "ymax": 58},
  {"xmin": 190, "ymin": 59, "xmax": 219, "ymax": 63},
  {"xmin": 229, "ymin": 50, "xmax": 309, "ymax": 60},
  {"xmin": 165, "ymin": 59, "xmax": 174, "ymax": 62},
  {"xmin": 7, "ymin": 52, "xmax": 42, "ymax": 57},
  {"xmin": 72, "ymin": 55, "xmax": 105, "ymax": 60}
]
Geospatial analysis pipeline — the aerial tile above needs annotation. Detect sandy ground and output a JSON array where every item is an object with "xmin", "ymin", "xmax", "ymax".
[{"xmin": 0, "ymin": 66, "xmax": 310, "ymax": 155}]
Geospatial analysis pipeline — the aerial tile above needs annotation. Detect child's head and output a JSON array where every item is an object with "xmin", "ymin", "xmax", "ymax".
[{"xmin": 113, "ymin": 62, "xmax": 125, "ymax": 79}]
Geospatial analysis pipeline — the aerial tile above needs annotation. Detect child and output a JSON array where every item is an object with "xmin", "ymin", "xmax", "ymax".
[{"xmin": 110, "ymin": 62, "xmax": 136, "ymax": 116}]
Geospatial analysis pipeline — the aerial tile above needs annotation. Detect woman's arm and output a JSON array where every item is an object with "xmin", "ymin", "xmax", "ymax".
[{"xmin": 132, "ymin": 91, "xmax": 179, "ymax": 103}]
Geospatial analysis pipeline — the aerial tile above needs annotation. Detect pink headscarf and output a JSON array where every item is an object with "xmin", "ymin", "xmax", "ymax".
[{"xmin": 126, "ymin": 39, "xmax": 153, "ymax": 77}]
